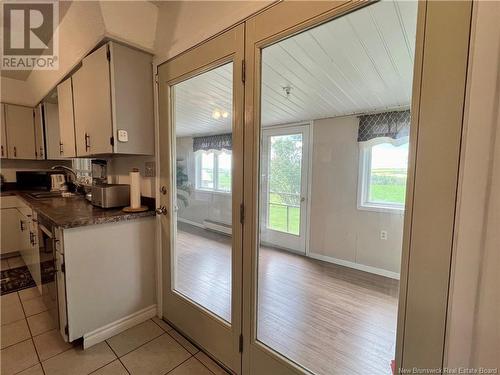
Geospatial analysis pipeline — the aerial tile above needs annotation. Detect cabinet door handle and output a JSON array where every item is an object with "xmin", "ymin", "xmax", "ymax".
[
  {"xmin": 13, "ymin": 146, "xmax": 17, "ymax": 157},
  {"xmin": 59, "ymin": 142, "xmax": 64, "ymax": 155},
  {"xmin": 39, "ymin": 146, "xmax": 43, "ymax": 158},
  {"xmin": 1, "ymin": 145, "xmax": 4, "ymax": 157},
  {"xmin": 20, "ymin": 220, "xmax": 25, "ymax": 231},
  {"xmin": 85, "ymin": 133, "xmax": 90, "ymax": 152}
]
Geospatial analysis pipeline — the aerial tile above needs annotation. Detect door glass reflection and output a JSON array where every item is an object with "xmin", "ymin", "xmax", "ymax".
[
  {"xmin": 257, "ymin": 1, "xmax": 417, "ymax": 373},
  {"xmin": 172, "ymin": 63, "xmax": 233, "ymax": 323}
]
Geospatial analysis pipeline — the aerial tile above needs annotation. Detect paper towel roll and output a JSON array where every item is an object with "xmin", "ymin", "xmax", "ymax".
[{"xmin": 129, "ymin": 168, "xmax": 141, "ymax": 209}]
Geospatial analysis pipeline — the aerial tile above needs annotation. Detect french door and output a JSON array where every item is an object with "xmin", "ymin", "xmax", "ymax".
[
  {"xmin": 260, "ymin": 124, "xmax": 310, "ymax": 254},
  {"xmin": 156, "ymin": 1, "xmax": 472, "ymax": 374},
  {"xmin": 157, "ymin": 24, "xmax": 244, "ymax": 373}
]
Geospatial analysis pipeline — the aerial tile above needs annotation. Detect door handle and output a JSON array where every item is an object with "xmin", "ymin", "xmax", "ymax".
[{"xmin": 155, "ymin": 206, "xmax": 168, "ymax": 215}]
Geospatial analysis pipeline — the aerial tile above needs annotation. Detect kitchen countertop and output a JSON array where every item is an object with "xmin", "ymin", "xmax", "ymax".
[{"xmin": 1, "ymin": 190, "xmax": 155, "ymax": 229}]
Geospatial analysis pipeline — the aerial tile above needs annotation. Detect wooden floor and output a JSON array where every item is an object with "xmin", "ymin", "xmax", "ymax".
[{"xmin": 175, "ymin": 222, "xmax": 399, "ymax": 375}]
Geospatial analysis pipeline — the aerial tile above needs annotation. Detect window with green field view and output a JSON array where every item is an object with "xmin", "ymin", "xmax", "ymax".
[
  {"xmin": 195, "ymin": 150, "xmax": 231, "ymax": 193},
  {"xmin": 267, "ymin": 134, "xmax": 302, "ymax": 235},
  {"xmin": 360, "ymin": 140, "xmax": 409, "ymax": 210}
]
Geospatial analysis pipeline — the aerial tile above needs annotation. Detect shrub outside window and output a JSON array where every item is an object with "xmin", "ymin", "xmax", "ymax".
[{"xmin": 358, "ymin": 137, "xmax": 409, "ymax": 212}]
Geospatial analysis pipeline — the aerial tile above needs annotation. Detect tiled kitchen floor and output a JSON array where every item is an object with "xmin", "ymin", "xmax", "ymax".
[{"xmin": 1, "ymin": 287, "xmax": 229, "ymax": 375}]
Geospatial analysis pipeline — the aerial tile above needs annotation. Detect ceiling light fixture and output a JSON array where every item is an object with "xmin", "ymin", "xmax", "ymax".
[
  {"xmin": 212, "ymin": 109, "xmax": 221, "ymax": 119},
  {"xmin": 222, "ymin": 111, "xmax": 229, "ymax": 118},
  {"xmin": 282, "ymin": 86, "xmax": 292, "ymax": 99}
]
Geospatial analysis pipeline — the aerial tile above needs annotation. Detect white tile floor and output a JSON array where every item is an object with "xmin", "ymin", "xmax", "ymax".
[{"xmin": 1, "ymin": 287, "xmax": 229, "ymax": 375}]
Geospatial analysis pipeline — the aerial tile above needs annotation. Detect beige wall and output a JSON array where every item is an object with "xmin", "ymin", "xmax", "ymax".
[{"xmin": 309, "ymin": 116, "xmax": 404, "ymax": 276}]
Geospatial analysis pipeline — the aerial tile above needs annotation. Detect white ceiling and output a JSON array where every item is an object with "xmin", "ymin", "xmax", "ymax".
[{"xmin": 174, "ymin": 0, "xmax": 418, "ymax": 138}]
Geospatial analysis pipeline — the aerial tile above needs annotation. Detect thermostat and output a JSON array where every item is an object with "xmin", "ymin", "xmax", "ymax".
[{"xmin": 117, "ymin": 129, "xmax": 128, "ymax": 142}]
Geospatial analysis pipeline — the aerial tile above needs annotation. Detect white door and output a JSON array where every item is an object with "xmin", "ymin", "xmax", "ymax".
[
  {"xmin": 260, "ymin": 124, "xmax": 310, "ymax": 253},
  {"xmin": 158, "ymin": 24, "xmax": 244, "ymax": 373}
]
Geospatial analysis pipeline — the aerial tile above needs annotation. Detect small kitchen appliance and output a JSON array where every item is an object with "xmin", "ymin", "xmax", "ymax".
[
  {"xmin": 91, "ymin": 184, "xmax": 130, "ymax": 208},
  {"xmin": 50, "ymin": 174, "xmax": 67, "ymax": 192}
]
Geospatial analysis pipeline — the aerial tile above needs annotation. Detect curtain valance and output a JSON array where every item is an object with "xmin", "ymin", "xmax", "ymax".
[
  {"xmin": 193, "ymin": 133, "xmax": 232, "ymax": 152},
  {"xmin": 358, "ymin": 110, "xmax": 411, "ymax": 142}
]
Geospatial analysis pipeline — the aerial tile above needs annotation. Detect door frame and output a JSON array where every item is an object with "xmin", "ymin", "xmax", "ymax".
[
  {"xmin": 260, "ymin": 122, "xmax": 312, "ymax": 254},
  {"xmin": 242, "ymin": 1, "xmax": 472, "ymax": 374},
  {"xmin": 157, "ymin": 24, "xmax": 245, "ymax": 373}
]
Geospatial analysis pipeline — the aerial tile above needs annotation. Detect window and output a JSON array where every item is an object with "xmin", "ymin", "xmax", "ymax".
[
  {"xmin": 358, "ymin": 138, "xmax": 409, "ymax": 211},
  {"xmin": 195, "ymin": 150, "xmax": 232, "ymax": 193}
]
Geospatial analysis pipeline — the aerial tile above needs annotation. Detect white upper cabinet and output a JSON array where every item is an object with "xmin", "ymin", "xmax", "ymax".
[
  {"xmin": 57, "ymin": 78, "xmax": 77, "ymax": 158},
  {"xmin": 34, "ymin": 104, "xmax": 45, "ymax": 160},
  {"xmin": 44, "ymin": 102, "xmax": 62, "ymax": 159},
  {"xmin": 73, "ymin": 44, "xmax": 113, "ymax": 156},
  {"xmin": 4, "ymin": 104, "xmax": 36, "ymax": 159},
  {"xmin": 72, "ymin": 41, "xmax": 154, "ymax": 157},
  {"xmin": 1, "ymin": 103, "xmax": 7, "ymax": 158}
]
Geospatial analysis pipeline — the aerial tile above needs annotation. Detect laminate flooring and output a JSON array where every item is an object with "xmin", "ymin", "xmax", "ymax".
[{"xmin": 175, "ymin": 222, "xmax": 399, "ymax": 375}]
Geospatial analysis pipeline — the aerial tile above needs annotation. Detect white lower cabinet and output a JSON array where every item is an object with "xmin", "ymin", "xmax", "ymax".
[
  {"xmin": 0, "ymin": 208, "xmax": 22, "ymax": 254},
  {"xmin": 57, "ymin": 217, "xmax": 156, "ymax": 346}
]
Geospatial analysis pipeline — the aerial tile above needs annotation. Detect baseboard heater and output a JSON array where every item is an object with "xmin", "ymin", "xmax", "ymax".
[{"xmin": 203, "ymin": 220, "xmax": 232, "ymax": 236}]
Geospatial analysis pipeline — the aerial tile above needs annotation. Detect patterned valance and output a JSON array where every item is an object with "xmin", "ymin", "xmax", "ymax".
[
  {"xmin": 358, "ymin": 110, "xmax": 411, "ymax": 142},
  {"xmin": 193, "ymin": 133, "xmax": 232, "ymax": 152}
]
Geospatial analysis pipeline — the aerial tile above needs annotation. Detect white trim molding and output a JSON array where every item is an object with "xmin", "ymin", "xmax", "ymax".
[
  {"xmin": 83, "ymin": 304, "xmax": 157, "ymax": 349},
  {"xmin": 308, "ymin": 252, "xmax": 400, "ymax": 280}
]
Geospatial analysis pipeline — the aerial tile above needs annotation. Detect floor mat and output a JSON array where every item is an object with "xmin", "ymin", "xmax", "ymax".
[{"xmin": 1, "ymin": 261, "xmax": 56, "ymax": 295}]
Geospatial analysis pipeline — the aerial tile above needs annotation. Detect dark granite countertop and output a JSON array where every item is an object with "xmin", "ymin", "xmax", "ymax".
[{"xmin": 1, "ymin": 190, "xmax": 155, "ymax": 229}]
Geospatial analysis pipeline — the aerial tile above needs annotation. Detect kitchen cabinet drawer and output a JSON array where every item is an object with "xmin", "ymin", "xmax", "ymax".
[{"xmin": 0, "ymin": 195, "xmax": 20, "ymax": 209}]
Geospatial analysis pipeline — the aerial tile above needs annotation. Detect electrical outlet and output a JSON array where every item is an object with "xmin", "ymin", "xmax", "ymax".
[
  {"xmin": 380, "ymin": 230, "xmax": 388, "ymax": 240},
  {"xmin": 145, "ymin": 161, "xmax": 156, "ymax": 177}
]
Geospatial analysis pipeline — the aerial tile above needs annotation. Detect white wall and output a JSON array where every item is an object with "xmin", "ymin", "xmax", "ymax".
[{"xmin": 309, "ymin": 116, "xmax": 404, "ymax": 276}]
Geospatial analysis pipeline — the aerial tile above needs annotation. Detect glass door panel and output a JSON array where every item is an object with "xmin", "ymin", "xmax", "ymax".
[
  {"xmin": 172, "ymin": 62, "xmax": 233, "ymax": 323},
  {"xmin": 253, "ymin": 2, "xmax": 418, "ymax": 374},
  {"xmin": 158, "ymin": 24, "xmax": 244, "ymax": 373}
]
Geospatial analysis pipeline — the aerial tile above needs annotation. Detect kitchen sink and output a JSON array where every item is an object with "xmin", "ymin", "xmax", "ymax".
[{"xmin": 27, "ymin": 191, "xmax": 78, "ymax": 199}]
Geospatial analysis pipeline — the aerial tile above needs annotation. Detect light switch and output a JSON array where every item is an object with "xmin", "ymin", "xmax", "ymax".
[{"xmin": 117, "ymin": 129, "xmax": 128, "ymax": 142}]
